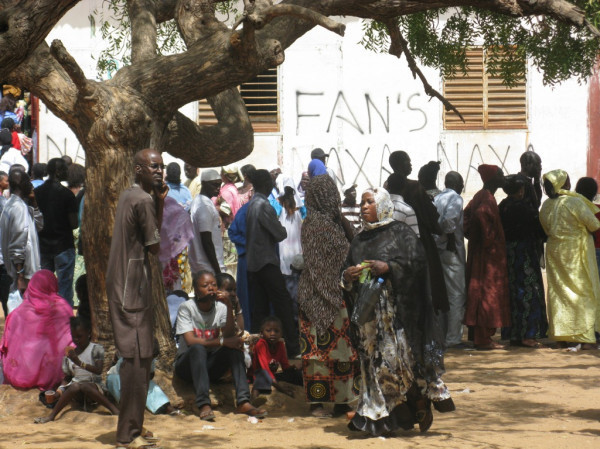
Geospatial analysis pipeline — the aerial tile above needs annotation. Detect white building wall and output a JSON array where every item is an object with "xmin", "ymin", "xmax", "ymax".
[{"xmin": 37, "ymin": 3, "xmax": 589, "ymax": 197}]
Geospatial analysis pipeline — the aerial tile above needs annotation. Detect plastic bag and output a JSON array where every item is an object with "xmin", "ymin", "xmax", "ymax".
[
  {"xmin": 7, "ymin": 290, "xmax": 22, "ymax": 314},
  {"xmin": 351, "ymin": 278, "xmax": 384, "ymax": 326}
]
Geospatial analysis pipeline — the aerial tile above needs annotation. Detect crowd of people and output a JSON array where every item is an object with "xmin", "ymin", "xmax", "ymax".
[{"xmin": 1, "ymin": 143, "xmax": 600, "ymax": 448}]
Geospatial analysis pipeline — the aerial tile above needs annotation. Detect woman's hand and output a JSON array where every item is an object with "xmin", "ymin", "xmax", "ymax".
[
  {"xmin": 215, "ymin": 290, "xmax": 232, "ymax": 308},
  {"xmin": 364, "ymin": 260, "xmax": 389, "ymax": 277},
  {"xmin": 343, "ymin": 265, "xmax": 363, "ymax": 283}
]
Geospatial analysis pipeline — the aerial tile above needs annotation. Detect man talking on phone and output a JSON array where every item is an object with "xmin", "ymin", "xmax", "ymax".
[{"xmin": 106, "ymin": 148, "xmax": 168, "ymax": 448}]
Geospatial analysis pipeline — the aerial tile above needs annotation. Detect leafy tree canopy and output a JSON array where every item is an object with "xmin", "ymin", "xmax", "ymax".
[{"xmin": 361, "ymin": 1, "xmax": 600, "ymax": 86}]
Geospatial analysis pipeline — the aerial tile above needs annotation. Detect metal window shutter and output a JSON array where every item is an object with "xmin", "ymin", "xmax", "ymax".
[
  {"xmin": 485, "ymin": 60, "xmax": 527, "ymax": 130},
  {"xmin": 197, "ymin": 67, "xmax": 279, "ymax": 133},
  {"xmin": 443, "ymin": 48, "xmax": 485, "ymax": 130},
  {"xmin": 443, "ymin": 47, "xmax": 527, "ymax": 130}
]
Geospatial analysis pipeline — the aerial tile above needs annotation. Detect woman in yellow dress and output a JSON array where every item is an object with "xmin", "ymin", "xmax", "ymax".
[{"xmin": 539, "ymin": 169, "xmax": 600, "ymax": 348}]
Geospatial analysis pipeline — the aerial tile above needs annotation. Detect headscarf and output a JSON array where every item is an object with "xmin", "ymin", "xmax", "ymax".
[
  {"xmin": 478, "ymin": 164, "xmax": 499, "ymax": 183},
  {"xmin": 543, "ymin": 169, "xmax": 599, "ymax": 214},
  {"xmin": 308, "ymin": 159, "xmax": 328, "ymax": 178},
  {"xmin": 361, "ymin": 187, "xmax": 394, "ymax": 230},
  {"xmin": 221, "ymin": 165, "xmax": 241, "ymax": 184},
  {"xmin": 298, "ymin": 175, "xmax": 349, "ymax": 334},
  {"xmin": 159, "ymin": 196, "xmax": 194, "ymax": 263},
  {"xmin": 0, "ymin": 270, "xmax": 74, "ymax": 390}
]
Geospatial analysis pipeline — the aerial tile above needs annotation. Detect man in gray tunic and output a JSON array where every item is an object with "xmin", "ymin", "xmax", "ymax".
[
  {"xmin": 0, "ymin": 168, "xmax": 43, "ymax": 295},
  {"xmin": 106, "ymin": 149, "xmax": 167, "ymax": 448}
]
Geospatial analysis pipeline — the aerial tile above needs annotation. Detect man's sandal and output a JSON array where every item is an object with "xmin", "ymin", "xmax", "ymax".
[
  {"xmin": 236, "ymin": 402, "xmax": 267, "ymax": 418},
  {"xmin": 141, "ymin": 428, "xmax": 159, "ymax": 442},
  {"xmin": 115, "ymin": 435, "xmax": 163, "ymax": 449}
]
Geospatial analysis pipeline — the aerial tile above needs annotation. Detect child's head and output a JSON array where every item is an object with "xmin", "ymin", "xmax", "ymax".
[
  {"xmin": 69, "ymin": 316, "xmax": 91, "ymax": 349},
  {"xmin": 260, "ymin": 316, "xmax": 283, "ymax": 343},
  {"xmin": 215, "ymin": 273, "xmax": 236, "ymax": 301}
]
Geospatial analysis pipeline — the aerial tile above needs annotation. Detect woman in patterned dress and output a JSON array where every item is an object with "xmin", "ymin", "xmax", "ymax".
[
  {"xmin": 298, "ymin": 174, "xmax": 358, "ymax": 418},
  {"xmin": 342, "ymin": 187, "xmax": 453, "ymax": 436},
  {"xmin": 499, "ymin": 174, "xmax": 548, "ymax": 347}
]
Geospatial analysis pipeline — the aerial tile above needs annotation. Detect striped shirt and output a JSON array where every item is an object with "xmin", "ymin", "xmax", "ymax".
[
  {"xmin": 341, "ymin": 204, "xmax": 362, "ymax": 230},
  {"xmin": 389, "ymin": 193, "xmax": 420, "ymax": 237}
]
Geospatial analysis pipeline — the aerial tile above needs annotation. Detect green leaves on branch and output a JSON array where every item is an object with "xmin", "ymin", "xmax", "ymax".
[{"xmin": 361, "ymin": 3, "xmax": 600, "ymax": 87}]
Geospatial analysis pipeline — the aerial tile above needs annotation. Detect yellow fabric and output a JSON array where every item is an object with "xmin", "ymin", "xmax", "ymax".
[
  {"xmin": 185, "ymin": 176, "xmax": 202, "ymax": 199},
  {"xmin": 540, "ymin": 195, "xmax": 600, "ymax": 343},
  {"xmin": 542, "ymin": 169, "xmax": 599, "ymax": 214},
  {"xmin": 2, "ymin": 85, "xmax": 21, "ymax": 98}
]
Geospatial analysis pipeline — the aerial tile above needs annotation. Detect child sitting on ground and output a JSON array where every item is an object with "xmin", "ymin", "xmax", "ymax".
[
  {"xmin": 215, "ymin": 273, "xmax": 244, "ymax": 334},
  {"xmin": 251, "ymin": 316, "xmax": 303, "ymax": 400},
  {"xmin": 107, "ymin": 339, "xmax": 180, "ymax": 415},
  {"xmin": 34, "ymin": 316, "xmax": 119, "ymax": 423}
]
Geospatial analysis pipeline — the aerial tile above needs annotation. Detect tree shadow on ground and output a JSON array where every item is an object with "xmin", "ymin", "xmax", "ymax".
[{"xmin": 570, "ymin": 409, "xmax": 600, "ymax": 421}]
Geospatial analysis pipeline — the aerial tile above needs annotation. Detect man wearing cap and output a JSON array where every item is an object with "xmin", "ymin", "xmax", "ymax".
[
  {"xmin": 189, "ymin": 169, "xmax": 225, "ymax": 275},
  {"xmin": 463, "ymin": 164, "xmax": 510, "ymax": 350},
  {"xmin": 341, "ymin": 183, "xmax": 361, "ymax": 231}
]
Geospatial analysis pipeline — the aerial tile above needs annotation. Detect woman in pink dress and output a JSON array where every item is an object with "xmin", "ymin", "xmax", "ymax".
[{"xmin": 1, "ymin": 270, "xmax": 73, "ymax": 390}]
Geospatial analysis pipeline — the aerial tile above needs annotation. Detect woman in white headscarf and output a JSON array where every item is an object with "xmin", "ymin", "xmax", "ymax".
[{"xmin": 342, "ymin": 187, "xmax": 453, "ymax": 436}]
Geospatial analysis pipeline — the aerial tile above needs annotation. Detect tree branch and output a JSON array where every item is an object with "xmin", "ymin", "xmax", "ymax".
[
  {"xmin": 244, "ymin": 3, "xmax": 345, "ymax": 36},
  {"xmin": 383, "ymin": 18, "xmax": 403, "ymax": 58},
  {"xmin": 163, "ymin": 0, "xmax": 253, "ymax": 166},
  {"xmin": 385, "ymin": 21, "xmax": 464, "ymax": 122},
  {"xmin": 128, "ymin": 0, "xmax": 158, "ymax": 63},
  {"xmin": 49, "ymin": 40, "xmax": 96, "ymax": 99},
  {"xmin": 155, "ymin": 0, "xmax": 178, "ymax": 23},
  {"xmin": 159, "ymin": 88, "xmax": 254, "ymax": 166},
  {"xmin": 0, "ymin": 0, "xmax": 80, "ymax": 79},
  {"xmin": 5, "ymin": 42, "xmax": 79, "ymax": 126}
]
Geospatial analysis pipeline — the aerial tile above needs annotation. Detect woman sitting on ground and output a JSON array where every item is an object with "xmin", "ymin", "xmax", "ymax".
[
  {"xmin": 34, "ymin": 316, "xmax": 119, "ymax": 423},
  {"xmin": 342, "ymin": 187, "xmax": 454, "ymax": 436},
  {"xmin": 0, "ymin": 270, "xmax": 73, "ymax": 390}
]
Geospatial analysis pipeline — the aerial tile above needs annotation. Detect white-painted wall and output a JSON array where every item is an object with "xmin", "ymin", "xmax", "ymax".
[{"xmin": 38, "ymin": 1, "xmax": 589, "ymax": 197}]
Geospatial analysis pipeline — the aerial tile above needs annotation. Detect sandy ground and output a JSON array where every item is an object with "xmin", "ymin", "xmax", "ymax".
[{"xmin": 2, "ymin": 317, "xmax": 600, "ymax": 449}]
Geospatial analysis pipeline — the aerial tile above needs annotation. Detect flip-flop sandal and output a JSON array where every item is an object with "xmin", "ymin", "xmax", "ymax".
[
  {"xmin": 115, "ymin": 435, "xmax": 163, "ymax": 449},
  {"xmin": 236, "ymin": 403, "xmax": 267, "ymax": 419},
  {"xmin": 141, "ymin": 428, "xmax": 159, "ymax": 442},
  {"xmin": 199, "ymin": 409, "xmax": 216, "ymax": 421}
]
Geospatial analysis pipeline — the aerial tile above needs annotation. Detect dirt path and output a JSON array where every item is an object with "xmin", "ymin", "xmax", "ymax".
[{"xmin": 1, "ymin": 342, "xmax": 599, "ymax": 449}]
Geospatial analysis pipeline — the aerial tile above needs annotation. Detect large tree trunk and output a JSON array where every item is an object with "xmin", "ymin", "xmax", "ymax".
[{"xmin": 79, "ymin": 87, "xmax": 176, "ymax": 369}]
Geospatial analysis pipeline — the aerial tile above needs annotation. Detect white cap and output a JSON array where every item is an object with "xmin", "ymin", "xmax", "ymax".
[{"xmin": 200, "ymin": 169, "xmax": 221, "ymax": 182}]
